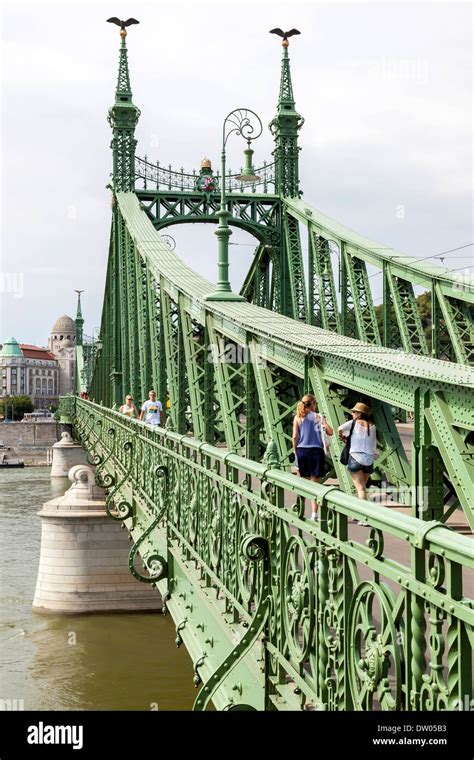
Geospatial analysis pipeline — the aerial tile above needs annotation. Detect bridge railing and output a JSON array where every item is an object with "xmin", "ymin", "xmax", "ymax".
[
  {"xmin": 64, "ymin": 396, "xmax": 474, "ymax": 711},
  {"xmin": 134, "ymin": 155, "xmax": 276, "ymax": 194}
]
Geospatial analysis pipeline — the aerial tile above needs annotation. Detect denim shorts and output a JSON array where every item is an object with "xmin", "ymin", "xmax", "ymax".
[{"xmin": 348, "ymin": 455, "xmax": 373, "ymax": 474}]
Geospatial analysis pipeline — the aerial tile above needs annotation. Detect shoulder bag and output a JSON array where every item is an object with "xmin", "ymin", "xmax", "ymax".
[{"xmin": 340, "ymin": 420, "xmax": 356, "ymax": 465}]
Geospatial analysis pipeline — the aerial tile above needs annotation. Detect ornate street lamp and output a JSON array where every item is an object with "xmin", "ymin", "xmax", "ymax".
[{"xmin": 206, "ymin": 108, "xmax": 263, "ymax": 301}]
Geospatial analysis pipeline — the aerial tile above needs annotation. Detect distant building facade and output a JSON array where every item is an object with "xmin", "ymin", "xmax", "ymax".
[{"xmin": 0, "ymin": 315, "xmax": 76, "ymax": 410}]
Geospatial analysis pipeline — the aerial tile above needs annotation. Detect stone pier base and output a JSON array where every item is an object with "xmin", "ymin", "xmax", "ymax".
[
  {"xmin": 33, "ymin": 464, "xmax": 161, "ymax": 614},
  {"xmin": 50, "ymin": 431, "xmax": 88, "ymax": 477}
]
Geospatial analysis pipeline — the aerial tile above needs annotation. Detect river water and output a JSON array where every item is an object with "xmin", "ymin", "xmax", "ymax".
[{"xmin": 0, "ymin": 468, "xmax": 195, "ymax": 710}]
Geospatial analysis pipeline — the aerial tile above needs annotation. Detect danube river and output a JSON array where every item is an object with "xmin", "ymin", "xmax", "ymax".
[{"xmin": 0, "ymin": 468, "xmax": 195, "ymax": 710}]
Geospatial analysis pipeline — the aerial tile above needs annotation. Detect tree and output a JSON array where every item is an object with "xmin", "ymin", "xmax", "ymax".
[{"xmin": 0, "ymin": 395, "xmax": 34, "ymax": 421}]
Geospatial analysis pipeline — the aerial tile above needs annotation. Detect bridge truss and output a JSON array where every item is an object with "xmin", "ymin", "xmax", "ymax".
[{"xmin": 65, "ymin": 29, "xmax": 473, "ymax": 711}]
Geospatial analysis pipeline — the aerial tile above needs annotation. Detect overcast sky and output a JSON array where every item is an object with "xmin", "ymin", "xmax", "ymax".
[{"xmin": 1, "ymin": 2, "xmax": 472, "ymax": 346}]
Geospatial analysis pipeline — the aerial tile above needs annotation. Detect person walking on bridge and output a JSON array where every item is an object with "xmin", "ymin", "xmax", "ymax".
[
  {"xmin": 338, "ymin": 402, "xmax": 377, "ymax": 508},
  {"xmin": 119, "ymin": 394, "xmax": 138, "ymax": 419},
  {"xmin": 139, "ymin": 390, "xmax": 166, "ymax": 427},
  {"xmin": 292, "ymin": 394, "xmax": 333, "ymax": 522}
]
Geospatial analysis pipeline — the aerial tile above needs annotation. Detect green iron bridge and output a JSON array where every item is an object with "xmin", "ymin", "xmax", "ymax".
[{"xmin": 60, "ymin": 27, "xmax": 474, "ymax": 711}]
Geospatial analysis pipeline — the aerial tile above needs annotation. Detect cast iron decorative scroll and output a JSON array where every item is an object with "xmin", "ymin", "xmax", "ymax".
[{"xmin": 64, "ymin": 397, "xmax": 473, "ymax": 712}]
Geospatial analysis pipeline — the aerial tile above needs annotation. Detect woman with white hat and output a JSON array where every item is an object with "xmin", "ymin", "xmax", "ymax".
[{"xmin": 338, "ymin": 402, "xmax": 377, "ymax": 507}]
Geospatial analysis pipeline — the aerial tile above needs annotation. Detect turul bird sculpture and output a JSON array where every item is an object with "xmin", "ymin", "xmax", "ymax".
[
  {"xmin": 269, "ymin": 28, "xmax": 301, "ymax": 43},
  {"xmin": 106, "ymin": 17, "xmax": 140, "ymax": 30}
]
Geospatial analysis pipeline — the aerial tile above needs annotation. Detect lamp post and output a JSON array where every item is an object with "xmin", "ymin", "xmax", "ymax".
[{"xmin": 206, "ymin": 108, "xmax": 263, "ymax": 301}]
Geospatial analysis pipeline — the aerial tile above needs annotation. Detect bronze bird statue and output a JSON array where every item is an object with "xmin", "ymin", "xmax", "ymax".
[
  {"xmin": 106, "ymin": 17, "xmax": 140, "ymax": 30},
  {"xmin": 269, "ymin": 28, "xmax": 301, "ymax": 46}
]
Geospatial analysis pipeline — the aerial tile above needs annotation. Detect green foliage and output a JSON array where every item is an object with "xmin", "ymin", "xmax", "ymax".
[
  {"xmin": 0, "ymin": 395, "xmax": 34, "ymax": 421},
  {"xmin": 373, "ymin": 290, "xmax": 452, "ymax": 358}
]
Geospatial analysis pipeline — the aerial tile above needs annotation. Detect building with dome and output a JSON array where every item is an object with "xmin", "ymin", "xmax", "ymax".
[{"xmin": 0, "ymin": 314, "xmax": 77, "ymax": 410}]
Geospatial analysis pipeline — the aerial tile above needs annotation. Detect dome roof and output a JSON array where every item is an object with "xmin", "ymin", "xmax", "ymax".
[
  {"xmin": 51, "ymin": 315, "xmax": 76, "ymax": 335},
  {"xmin": 0, "ymin": 337, "xmax": 23, "ymax": 357}
]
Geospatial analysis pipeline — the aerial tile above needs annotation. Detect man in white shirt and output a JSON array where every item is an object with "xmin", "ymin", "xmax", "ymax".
[{"xmin": 139, "ymin": 390, "xmax": 166, "ymax": 427}]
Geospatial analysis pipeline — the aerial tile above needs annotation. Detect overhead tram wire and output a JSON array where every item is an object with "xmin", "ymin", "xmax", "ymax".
[
  {"xmin": 365, "ymin": 242, "xmax": 474, "ymax": 278},
  {"xmin": 228, "ymin": 240, "xmax": 473, "ymax": 276}
]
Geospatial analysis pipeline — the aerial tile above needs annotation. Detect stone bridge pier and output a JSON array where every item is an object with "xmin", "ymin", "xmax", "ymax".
[{"xmin": 33, "ymin": 464, "xmax": 161, "ymax": 614}]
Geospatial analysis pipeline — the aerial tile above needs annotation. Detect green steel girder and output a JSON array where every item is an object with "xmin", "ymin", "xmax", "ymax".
[
  {"xmin": 424, "ymin": 391, "xmax": 474, "ymax": 530},
  {"xmin": 145, "ymin": 265, "xmax": 162, "ymax": 398},
  {"xmin": 308, "ymin": 231, "xmax": 341, "ymax": 332},
  {"xmin": 283, "ymin": 212, "xmax": 307, "ymax": 321},
  {"xmin": 369, "ymin": 398, "xmax": 411, "ymax": 494},
  {"xmin": 343, "ymin": 250, "xmax": 381, "ymax": 345},
  {"xmin": 179, "ymin": 302, "xmax": 206, "ymax": 441},
  {"xmin": 339, "ymin": 241, "xmax": 357, "ymax": 339},
  {"xmin": 136, "ymin": 190, "xmax": 280, "ymax": 244},
  {"xmin": 135, "ymin": 256, "xmax": 152, "ymax": 400},
  {"xmin": 205, "ymin": 316, "xmax": 245, "ymax": 453},
  {"xmin": 240, "ymin": 243, "xmax": 263, "ymax": 303},
  {"xmin": 240, "ymin": 243, "xmax": 274, "ymax": 309},
  {"xmin": 387, "ymin": 274, "xmax": 428, "ymax": 355},
  {"xmin": 245, "ymin": 337, "xmax": 264, "ymax": 461},
  {"xmin": 125, "ymin": 228, "xmax": 138, "ymax": 400},
  {"xmin": 249, "ymin": 342, "xmax": 302, "ymax": 468},
  {"xmin": 111, "ymin": 207, "xmax": 123, "ymax": 406},
  {"xmin": 161, "ymin": 287, "xmax": 186, "ymax": 432},
  {"xmin": 411, "ymin": 388, "xmax": 445, "ymax": 521},
  {"xmin": 435, "ymin": 284, "xmax": 474, "ymax": 365}
]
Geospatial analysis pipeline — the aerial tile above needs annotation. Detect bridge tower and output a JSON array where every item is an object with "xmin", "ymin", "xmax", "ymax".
[
  {"xmin": 75, "ymin": 290, "xmax": 84, "ymax": 347},
  {"xmin": 108, "ymin": 28, "xmax": 141, "ymax": 192},
  {"xmin": 107, "ymin": 28, "xmax": 142, "ymax": 405},
  {"xmin": 270, "ymin": 38, "xmax": 304, "ymax": 199},
  {"xmin": 270, "ymin": 37, "xmax": 307, "ymax": 321}
]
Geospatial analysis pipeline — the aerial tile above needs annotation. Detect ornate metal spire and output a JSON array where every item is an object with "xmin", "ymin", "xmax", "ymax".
[
  {"xmin": 278, "ymin": 42, "xmax": 296, "ymax": 109},
  {"xmin": 116, "ymin": 32, "xmax": 132, "ymax": 97},
  {"xmin": 75, "ymin": 289, "xmax": 84, "ymax": 346},
  {"xmin": 107, "ymin": 22, "xmax": 141, "ymax": 192},
  {"xmin": 269, "ymin": 30, "xmax": 304, "ymax": 198}
]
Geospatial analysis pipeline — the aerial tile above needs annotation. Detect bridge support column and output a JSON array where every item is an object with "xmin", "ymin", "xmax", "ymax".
[
  {"xmin": 411, "ymin": 388, "xmax": 444, "ymax": 521},
  {"xmin": 50, "ymin": 431, "xmax": 88, "ymax": 478},
  {"xmin": 33, "ymin": 464, "xmax": 161, "ymax": 614}
]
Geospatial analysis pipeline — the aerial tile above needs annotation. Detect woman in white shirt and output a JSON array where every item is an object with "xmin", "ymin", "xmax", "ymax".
[
  {"xmin": 119, "ymin": 394, "xmax": 138, "ymax": 419},
  {"xmin": 338, "ymin": 402, "xmax": 376, "ymax": 501}
]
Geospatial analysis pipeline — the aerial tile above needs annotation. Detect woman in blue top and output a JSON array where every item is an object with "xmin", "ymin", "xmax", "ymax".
[{"xmin": 292, "ymin": 394, "xmax": 333, "ymax": 522}]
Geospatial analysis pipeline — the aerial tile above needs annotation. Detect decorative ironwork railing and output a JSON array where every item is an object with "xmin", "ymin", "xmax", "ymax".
[
  {"xmin": 135, "ymin": 156, "xmax": 276, "ymax": 194},
  {"xmin": 65, "ymin": 396, "xmax": 474, "ymax": 712}
]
